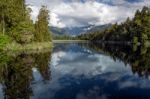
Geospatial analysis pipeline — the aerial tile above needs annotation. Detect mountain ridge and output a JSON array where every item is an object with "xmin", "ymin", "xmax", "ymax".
[{"xmin": 50, "ymin": 24, "xmax": 111, "ymax": 36}]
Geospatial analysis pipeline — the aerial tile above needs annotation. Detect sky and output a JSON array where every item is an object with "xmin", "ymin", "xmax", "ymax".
[{"xmin": 26, "ymin": 0, "xmax": 150, "ymax": 28}]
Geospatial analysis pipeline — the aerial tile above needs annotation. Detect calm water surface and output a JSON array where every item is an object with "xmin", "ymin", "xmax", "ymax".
[{"xmin": 0, "ymin": 43, "xmax": 150, "ymax": 99}]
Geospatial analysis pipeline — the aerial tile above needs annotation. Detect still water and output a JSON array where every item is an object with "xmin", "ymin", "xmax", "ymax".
[{"xmin": 0, "ymin": 43, "xmax": 150, "ymax": 99}]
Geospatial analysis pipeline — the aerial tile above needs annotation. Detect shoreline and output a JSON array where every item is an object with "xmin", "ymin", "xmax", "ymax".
[
  {"xmin": 52, "ymin": 40, "xmax": 88, "ymax": 43},
  {"xmin": 2, "ymin": 42, "xmax": 53, "ymax": 52},
  {"xmin": 1, "ymin": 40, "xmax": 150, "ymax": 52}
]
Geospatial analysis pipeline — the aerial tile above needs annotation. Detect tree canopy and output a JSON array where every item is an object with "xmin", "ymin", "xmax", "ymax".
[
  {"xmin": 0, "ymin": 0, "xmax": 52, "ymax": 48},
  {"xmin": 35, "ymin": 6, "xmax": 52, "ymax": 42},
  {"xmin": 78, "ymin": 6, "xmax": 150, "ymax": 44}
]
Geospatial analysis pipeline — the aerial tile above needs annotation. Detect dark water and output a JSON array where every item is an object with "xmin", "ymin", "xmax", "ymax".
[{"xmin": 0, "ymin": 43, "xmax": 150, "ymax": 99}]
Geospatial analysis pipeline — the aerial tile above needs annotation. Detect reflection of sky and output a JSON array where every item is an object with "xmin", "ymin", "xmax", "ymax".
[
  {"xmin": 0, "ymin": 85, "xmax": 4, "ymax": 99},
  {"xmin": 30, "ymin": 43, "xmax": 150, "ymax": 99}
]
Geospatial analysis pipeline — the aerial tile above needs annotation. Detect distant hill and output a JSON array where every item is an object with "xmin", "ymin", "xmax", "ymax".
[
  {"xmin": 50, "ymin": 24, "xmax": 111, "ymax": 36},
  {"xmin": 85, "ymin": 24, "xmax": 111, "ymax": 33}
]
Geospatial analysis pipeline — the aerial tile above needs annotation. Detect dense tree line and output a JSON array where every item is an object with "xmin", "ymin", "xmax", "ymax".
[
  {"xmin": 78, "ymin": 6, "xmax": 150, "ymax": 44},
  {"xmin": 53, "ymin": 35, "xmax": 76, "ymax": 40},
  {"xmin": 0, "ymin": 0, "xmax": 52, "ymax": 49}
]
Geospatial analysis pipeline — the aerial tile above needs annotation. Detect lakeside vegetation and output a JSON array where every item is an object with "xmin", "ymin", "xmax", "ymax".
[
  {"xmin": 77, "ymin": 6, "xmax": 150, "ymax": 44},
  {"xmin": 53, "ymin": 35, "xmax": 76, "ymax": 40},
  {"xmin": 0, "ymin": 0, "xmax": 52, "ymax": 51}
]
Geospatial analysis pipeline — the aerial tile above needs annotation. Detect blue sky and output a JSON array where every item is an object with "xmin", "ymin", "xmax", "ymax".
[{"xmin": 26, "ymin": 0, "xmax": 150, "ymax": 28}]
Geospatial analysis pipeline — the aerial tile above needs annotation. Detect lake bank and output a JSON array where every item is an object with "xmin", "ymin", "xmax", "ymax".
[
  {"xmin": 1, "ymin": 42, "xmax": 53, "ymax": 52},
  {"xmin": 1, "ymin": 40, "xmax": 150, "ymax": 52}
]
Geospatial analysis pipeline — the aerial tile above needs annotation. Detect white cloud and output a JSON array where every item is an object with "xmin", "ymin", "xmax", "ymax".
[
  {"xmin": 50, "ymin": 13, "xmax": 66, "ymax": 28},
  {"xmin": 29, "ymin": 6, "xmax": 39, "ymax": 22},
  {"xmin": 26, "ymin": 0, "xmax": 150, "ymax": 28}
]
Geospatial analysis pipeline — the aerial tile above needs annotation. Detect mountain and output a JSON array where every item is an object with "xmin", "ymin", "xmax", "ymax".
[
  {"xmin": 85, "ymin": 24, "xmax": 111, "ymax": 33},
  {"xmin": 50, "ymin": 24, "xmax": 111, "ymax": 36}
]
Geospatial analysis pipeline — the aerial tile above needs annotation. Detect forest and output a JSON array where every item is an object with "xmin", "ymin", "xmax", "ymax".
[
  {"xmin": 0, "ymin": 0, "xmax": 52, "ymax": 51},
  {"xmin": 0, "ymin": 0, "xmax": 150, "ymax": 51},
  {"xmin": 77, "ymin": 6, "xmax": 150, "ymax": 44}
]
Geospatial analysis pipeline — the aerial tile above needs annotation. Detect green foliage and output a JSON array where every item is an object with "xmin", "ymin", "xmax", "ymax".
[
  {"xmin": 133, "ymin": 37, "xmax": 138, "ymax": 44},
  {"xmin": 0, "ymin": 34, "xmax": 11, "ymax": 49},
  {"xmin": 53, "ymin": 35, "xmax": 76, "ymax": 40},
  {"xmin": 0, "ymin": 52, "xmax": 11, "ymax": 66},
  {"xmin": 0, "ymin": 0, "xmax": 53, "ymax": 50},
  {"xmin": 0, "ymin": 0, "xmax": 37, "ymax": 44},
  {"xmin": 35, "ymin": 6, "xmax": 52, "ymax": 42},
  {"xmin": 81, "ymin": 6, "xmax": 150, "ymax": 44},
  {"xmin": 11, "ymin": 21, "xmax": 34, "ymax": 44}
]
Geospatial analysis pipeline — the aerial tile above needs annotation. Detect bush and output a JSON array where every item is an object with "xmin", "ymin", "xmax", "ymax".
[
  {"xmin": 11, "ymin": 21, "xmax": 34, "ymax": 44},
  {"xmin": 0, "ymin": 34, "xmax": 11, "ymax": 49}
]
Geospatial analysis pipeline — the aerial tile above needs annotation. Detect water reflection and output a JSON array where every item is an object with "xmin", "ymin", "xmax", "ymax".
[
  {"xmin": 0, "ymin": 43, "xmax": 150, "ymax": 99},
  {"xmin": 80, "ymin": 43, "xmax": 150, "ymax": 77},
  {"xmin": 0, "ymin": 51, "xmax": 52, "ymax": 99}
]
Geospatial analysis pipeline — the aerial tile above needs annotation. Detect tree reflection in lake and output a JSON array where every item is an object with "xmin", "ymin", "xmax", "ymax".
[
  {"xmin": 80, "ymin": 43, "xmax": 150, "ymax": 77},
  {"xmin": 0, "ymin": 43, "xmax": 150, "ymax": 99},
  {"xmin": 0, "ymin": 51, "xmax": 52, "ymax": 99},
  {"xmin": 34, "ymin": 52, "xmax": 51, "ymax": 82}
]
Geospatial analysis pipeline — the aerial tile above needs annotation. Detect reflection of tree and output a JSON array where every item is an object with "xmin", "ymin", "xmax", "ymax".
[
  {"xmin": 2, "ymin": 54, "xmax": 34, "ymax": 99},
  {"xmin": 0, "ymin": 50, "xmax": 52, "ymax": 99},
  {"xmin": 34, "ymin": 51, "xmax": 52, "ymax": 81},
  {"xmin": 80, "ymin": 43, "xmax": 150, "ymax": 77}
]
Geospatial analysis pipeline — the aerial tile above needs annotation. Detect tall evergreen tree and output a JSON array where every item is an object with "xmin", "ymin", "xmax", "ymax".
[{"xmin": 35, "ymin": 6, "xmax": 52, "ymax": 42}]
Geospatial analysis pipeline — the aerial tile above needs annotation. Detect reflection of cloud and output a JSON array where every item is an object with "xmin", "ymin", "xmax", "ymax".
[
  {"xmin": 118, "ymin": 76, "xmax": 150, "ymax": 89},
  {"xmin": 51, "ymin": 51, "xmax": 66, "ymax": 66},
  {"xmin": 30, "ymin": 43, "xmax": 150, "ymax": 99},
  {"xmin": 119, "ymin": 80, "xmax": 138, "ymax": 89},
  {"xmin": 51, "ymin": 50, "xmax": 130, "ymax": 77}
]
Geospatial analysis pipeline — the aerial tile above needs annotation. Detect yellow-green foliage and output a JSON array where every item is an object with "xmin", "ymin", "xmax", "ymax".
[
  {"xmin": 0, "ymin": 34, "xmax": 11, "ymax": 50},
  {"xmin": 35, "ymin": 6, "xmax": 52, "ymax": 42},
  {"xmin": 4, "ymin": 42, "xmax": 52, "ymax": 52}
]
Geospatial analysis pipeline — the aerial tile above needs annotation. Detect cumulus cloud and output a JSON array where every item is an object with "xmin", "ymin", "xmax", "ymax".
[
  {"xmin": 26, "ymin": 0, "xmax": 150, "ymax": 28},
  {"xmin": 50, "ymin": 13, "xmax": 66, "ymax": 28}
]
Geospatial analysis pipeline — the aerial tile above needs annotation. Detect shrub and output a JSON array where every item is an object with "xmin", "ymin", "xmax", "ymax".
[{"xmin": 0, "ymin": 34, "xmax": 11, "ymax": 49}]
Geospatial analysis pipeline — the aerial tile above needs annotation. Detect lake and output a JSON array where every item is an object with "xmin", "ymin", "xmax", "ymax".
[{"xmin": 0, "ymin": 42, "xmax": 150, "ymax": 99}]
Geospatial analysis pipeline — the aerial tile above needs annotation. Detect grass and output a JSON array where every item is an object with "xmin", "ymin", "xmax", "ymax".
[{"xmin": 2, "ymin": 42, "xmax": 53, "ymax": 52}]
